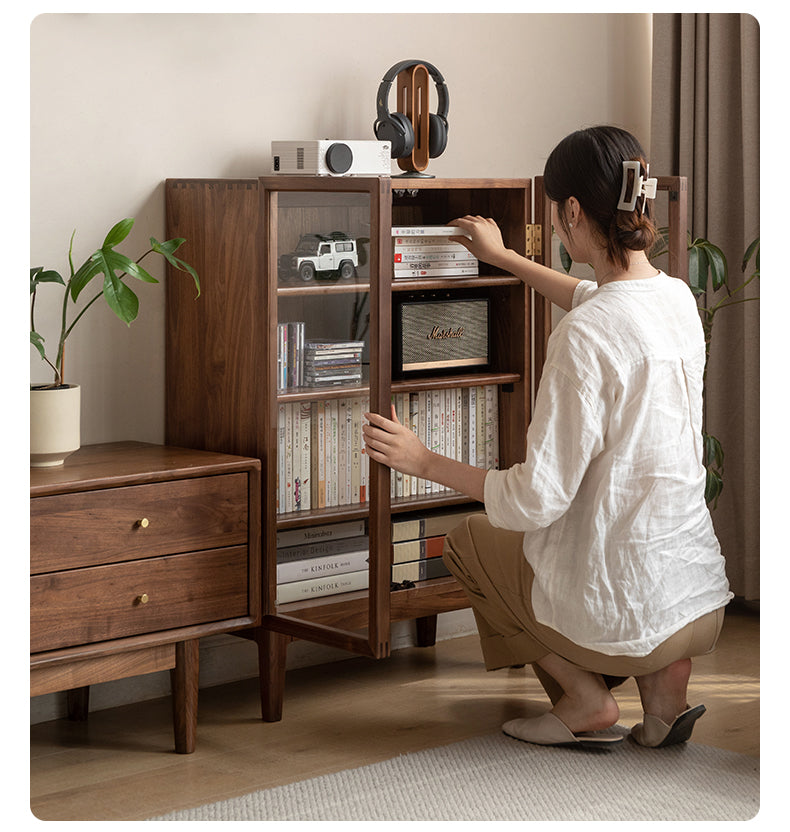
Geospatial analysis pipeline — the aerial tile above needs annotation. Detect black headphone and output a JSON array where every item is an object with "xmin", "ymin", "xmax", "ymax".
[{"xmin": 374, "ymin": 60, "xmax": 449, "ymax": 160}]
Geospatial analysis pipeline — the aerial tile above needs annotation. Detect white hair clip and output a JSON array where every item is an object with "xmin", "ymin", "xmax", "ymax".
[{"xmin": 617, "ymin": 160, "xmax": 657, "ymax": 212}]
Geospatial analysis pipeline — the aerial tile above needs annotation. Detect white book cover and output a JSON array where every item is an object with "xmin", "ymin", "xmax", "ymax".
[
  {"xmin": 276, "ymin": 569, "xmax": 369, "ymax": 604},
  {"xmin": 462, "ymin": 387, "xmax": 470, "ymax": 466},
  {"xmin": 277, "ymin": 402, "xmax": 287, "ymax": 512},
  {"xmin": 455, "ymin": 387, "xmax": 463, "ymax": 462},
  {"xmin": 351, "ymin": 398, "xmax": 362, "ymax": 504},
  {"xmin": 476, "ymin": 386, "xmax": 486, "ymax": 468},
  {"xmin": 468, "ymin": 386, "xmax": 477, "ymax": 466},
  {"xmin": 393, "ymin": 266, "xmax": 479, "ymax": 278},
  {"xmin": 409, "ymin": 393, "xmax": 419, "ymax": 497},
  {"xmin": 284, "ymin": 402, "xmax": 294, "ymax": 513},
  {"xmin": 338, "ymin": 398, "xmax": 349, "ymax": 506},
  {"xmin": 327, "ymin": 400, "xmax": 339, "ymax": 507},
  {"xmin": 393, "ymin": 235, "xmax": 468, "ymax": 247},
  {"xmin": 297, "ymin": 401, "xmax": 311, "ymax": 510},
  {"xmin": 317, "ymin": 401, "xmax": 326, "ymax": 508},
  {"xmin": 431, "ymin": 389, "xmax": 444, "ymax": 492},
  {"xmin": 277, "ymin": 546, "xmax": 369, "ymax": 584},
  {"xmin": 448, "ymin": 388, "xmax": 457, "ymax": 463},
  {"xmin": 416, "ymin": 391, "xmax": 427, "ymax": 495},
  {"xmin": 391, "ymin": 225, "xmax": 462, "ymax": 237},
  {"xmin": 394, "ymin": 250, "xmax": 476, "ymax": 263}
]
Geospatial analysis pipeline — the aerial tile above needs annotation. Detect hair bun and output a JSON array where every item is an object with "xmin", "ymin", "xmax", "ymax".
[{"xmin": 611, "ymin": 209, "xmax": 658, "ymax": 257}]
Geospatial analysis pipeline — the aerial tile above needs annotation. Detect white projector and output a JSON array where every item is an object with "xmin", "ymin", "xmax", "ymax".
[{"xmin": 271, "ymin": 140, "xmax": 392, "ymax": 176}]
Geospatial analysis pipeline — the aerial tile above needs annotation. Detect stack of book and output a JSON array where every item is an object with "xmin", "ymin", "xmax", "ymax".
[
  {"xmin": 304, "ymin": 340, "xmax": 364, "ymax": 387},
  {"xmin": 390, "ymin": 506, "xmax": 484, "ymax": 586},
  {"xmin": 276, "ymin": 520, "xmax": 369, "ymax": 604},
  {"xmin": 277, "ymin": 321, "xmax": 305, "ymax": 391},
  {"xmin": 392, "ymin": 225, "xmax": 478, "ymax": 279}
]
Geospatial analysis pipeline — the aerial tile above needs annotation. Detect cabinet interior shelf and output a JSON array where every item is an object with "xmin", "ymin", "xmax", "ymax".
[
  {"xmin": 276, "ymin": 274, "xmax": 522, "ymax": 297},
  {"xmin": 276, "ymin": 574, "xmax": 465, "ymax": 619},
  {"xmin": 276, "ymin": 371, "xmax": 522, "ymax": 404},
  {"xmin": 276, "ymin": 489, "xmax": 476, "ymax": 530}
]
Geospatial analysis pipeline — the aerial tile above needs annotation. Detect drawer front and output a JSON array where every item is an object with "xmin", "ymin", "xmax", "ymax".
[
  {"xmin": 31, "ymin": 473, "xmax": 249, "ymax": 574},
  {"xmin": 30, "ymin": 546, "xmax": 249, "ymax": 653}
]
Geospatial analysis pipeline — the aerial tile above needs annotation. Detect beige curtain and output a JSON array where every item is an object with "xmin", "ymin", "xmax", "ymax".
[{"xmin": 650, "ymin": 13, "xmax": 760, "ymax": 600}]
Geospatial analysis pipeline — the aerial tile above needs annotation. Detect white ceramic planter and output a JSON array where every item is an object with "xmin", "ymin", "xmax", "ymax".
[{"xmin": 30, "ymin": 384, "xmax": 81, "ymax": 467}]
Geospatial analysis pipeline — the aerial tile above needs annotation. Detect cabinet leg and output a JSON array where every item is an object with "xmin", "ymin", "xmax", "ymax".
[
  {"xmin": 66, "ymin": 686, "xmax": 90, "ymax": 721},
  {"xmin": 257, "ymin": 628, "xmax": 288, "ymax": 722},
  {"xmin": 415, "ymin": 615, "xmax": 438, "ymax": 647},
  {"xmin": 171, "ymin": 639, "xmax": 200, "ymax": 754}
]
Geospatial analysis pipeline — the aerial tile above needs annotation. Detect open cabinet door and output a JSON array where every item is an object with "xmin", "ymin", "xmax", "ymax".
[{"xmin": 259, "ymin": 176, "xmax": 394, "ymax": 682}]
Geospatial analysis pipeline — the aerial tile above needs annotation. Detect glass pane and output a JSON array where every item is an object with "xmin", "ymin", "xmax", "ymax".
[{"xmin": 275, "ymin": 190, "xmax": 372, "ymax": 515}]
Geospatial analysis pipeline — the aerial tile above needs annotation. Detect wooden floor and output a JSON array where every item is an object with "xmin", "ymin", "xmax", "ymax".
[{"xmin": 29, "ymin": 604, "xmax": 759, "ymax": 822}]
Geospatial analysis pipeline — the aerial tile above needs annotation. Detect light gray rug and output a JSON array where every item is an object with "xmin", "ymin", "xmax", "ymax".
[{"xmin": 149, "ymin": 729, "xmax": 759, "ymax": 822}]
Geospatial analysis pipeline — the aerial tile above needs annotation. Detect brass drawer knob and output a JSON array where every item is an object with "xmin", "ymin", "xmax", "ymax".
[
  {"xmin": 136, "ymin": 518, "xmax": 150, "ymax": 529},
  {"xmin": 136, "ymin": 593, "xmax": 150, "ymax": 605}
]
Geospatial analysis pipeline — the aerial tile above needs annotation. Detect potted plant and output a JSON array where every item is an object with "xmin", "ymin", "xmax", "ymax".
[{"xmin": 30, "ymin": 218, "xmax": 199, "ymax": 466}]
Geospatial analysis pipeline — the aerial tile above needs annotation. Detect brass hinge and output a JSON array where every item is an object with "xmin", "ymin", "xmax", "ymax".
[{"xmin": 525, "ymin": 224, "xmax": 542, "ymax": 257}]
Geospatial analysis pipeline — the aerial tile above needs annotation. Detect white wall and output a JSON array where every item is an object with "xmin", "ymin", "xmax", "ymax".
[
  {"xmin": 30, "ymin": 12, "xmax": 652, "ymax": 443},
  {"xmin": 29, "ymin": 12, "xmax": 652, "ymax": 720}
]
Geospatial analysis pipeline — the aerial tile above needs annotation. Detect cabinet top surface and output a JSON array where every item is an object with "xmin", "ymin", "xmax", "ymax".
[
  {"xmin": 166, "ymin": 176, "xmax": 531, "ymax": 189},
  {"xmin": 30, "ymin": 442, "xmax": 260, "ymax": 496}
]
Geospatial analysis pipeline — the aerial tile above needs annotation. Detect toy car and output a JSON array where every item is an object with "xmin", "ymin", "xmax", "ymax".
[{"xmin": 278, "ymin": 232, "xmax": 359, "ymax": 282}]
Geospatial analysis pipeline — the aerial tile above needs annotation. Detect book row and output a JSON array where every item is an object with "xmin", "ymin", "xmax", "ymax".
[
  {"xmin": 390, "ymin": 385, "xmax": 500, "ymax": 500},
  {"xmin": 274, "ymin": 509, "xmax": 482, "ymax": 603},
  {"xmin": 276, "ymin": 386, "xmax": 500, "ymax": 514}
]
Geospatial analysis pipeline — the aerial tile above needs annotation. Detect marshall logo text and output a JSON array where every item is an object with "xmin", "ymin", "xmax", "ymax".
[{"xmin": 427, "ymin": 325, "xmax": 465, "ymax": 340}]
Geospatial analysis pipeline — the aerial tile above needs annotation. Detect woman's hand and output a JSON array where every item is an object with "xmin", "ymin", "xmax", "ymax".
[
  {"xmin": 449, "ymin": 215, "xmax": 509, "ymax": 268},
  {"xmin": 363, "ymin": 404, "xmax": 488, "ymax": 503},
  {"xmin": 363, "ymin": 405, "xmax": 429, "ymax": 479}
]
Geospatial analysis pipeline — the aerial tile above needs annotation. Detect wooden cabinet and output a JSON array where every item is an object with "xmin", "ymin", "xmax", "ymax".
[
  {"xmin": 164, "ymin": 174, "xmax": 687, "ymax": 722},
  {"xmin": 164, "ymin": 176, "xmax": 545, "ymax": 721},
  {"xmin": 30, "ymin": 442, "xmax": 261, "ymax": 753}
]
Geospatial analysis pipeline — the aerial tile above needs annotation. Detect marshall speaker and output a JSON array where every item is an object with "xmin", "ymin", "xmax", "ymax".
[{"xmin": 394, "ymin": 297, "xmax": 490, "ymax": 376}]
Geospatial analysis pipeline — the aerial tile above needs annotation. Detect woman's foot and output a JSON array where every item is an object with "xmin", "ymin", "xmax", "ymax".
[
  {"xmin": 635, "ymin": 658, "xmax": 692, "ymax": 725},
  {"xmin": 536, "ymin": 653, "xmax": 620, "ymax": 734}
]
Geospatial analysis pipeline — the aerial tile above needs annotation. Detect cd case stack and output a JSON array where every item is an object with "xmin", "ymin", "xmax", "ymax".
[{"xmin": 304, "ymin": 340, "xmax": 364, "ymax": 387}]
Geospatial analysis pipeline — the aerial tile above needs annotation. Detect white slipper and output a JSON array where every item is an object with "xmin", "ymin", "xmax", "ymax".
[
  {"xmin": 630, "ymin": 704, "xmax": 706, "ymax": 748},
  {"xmin": 502, "ymin": 712, "xmax": 624, "ymax": 749}
]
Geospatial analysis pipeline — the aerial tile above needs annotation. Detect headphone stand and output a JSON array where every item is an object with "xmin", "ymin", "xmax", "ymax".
[
  {"xmin": 393, "ymin": 170, "xmax": 434, "ymax": 179},
  {"xmin": 396, "ymin": 64, "xmax": 434, "ymax": 178}
]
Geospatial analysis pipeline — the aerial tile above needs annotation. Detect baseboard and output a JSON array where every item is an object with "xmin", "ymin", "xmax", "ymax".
[{"xmin": 29, "ymin": 609, "xmax": 477, "ymax": 725}]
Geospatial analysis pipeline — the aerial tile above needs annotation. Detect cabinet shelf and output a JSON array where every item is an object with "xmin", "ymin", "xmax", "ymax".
[
  {"xmin": 392, "ymin": 273, "xmax": 521, "ymax": 292},
  {"xmin": 277, "ymin": 281, "xmax": 371, "ymax": 297}
]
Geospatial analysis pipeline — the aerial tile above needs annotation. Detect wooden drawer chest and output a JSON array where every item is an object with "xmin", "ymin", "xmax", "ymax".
[{"xmin": 30, "ymin": 442, "xmax": 261, "ymax": 753}]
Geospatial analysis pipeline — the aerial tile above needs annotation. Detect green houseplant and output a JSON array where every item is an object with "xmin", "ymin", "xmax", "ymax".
[
  {"xmin": 685, "ymin": 235, "xmax": 760, "ymax": 507},
  {"xmin": 30, "ymin": 218, "xmax": 199, "ymax": 466}
]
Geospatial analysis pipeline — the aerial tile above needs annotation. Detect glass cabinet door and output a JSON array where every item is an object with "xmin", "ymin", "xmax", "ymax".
[{"xmin": 261, "ymin": 177, "xmax": 391, "ymax": 659}]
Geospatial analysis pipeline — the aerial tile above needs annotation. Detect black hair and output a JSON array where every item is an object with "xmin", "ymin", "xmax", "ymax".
[{"xmin": 543, "ymin": 125, "xmax": 658, "ymax": 272}]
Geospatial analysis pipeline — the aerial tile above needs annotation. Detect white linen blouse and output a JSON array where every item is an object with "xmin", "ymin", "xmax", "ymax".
[{"xmin": 483, "ymin": 273, "xmax": 733, "ymax": 656}]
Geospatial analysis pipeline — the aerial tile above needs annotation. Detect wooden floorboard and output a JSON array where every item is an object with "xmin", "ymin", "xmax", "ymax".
[{"xmin": 28, "ymin": 605, "xmax": 759, "ymax": 822}]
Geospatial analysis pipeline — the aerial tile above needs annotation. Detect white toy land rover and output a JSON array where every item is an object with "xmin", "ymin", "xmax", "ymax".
[{"xmin": 278, "ymin": 232, "xmax": 359, "ymax": 282}]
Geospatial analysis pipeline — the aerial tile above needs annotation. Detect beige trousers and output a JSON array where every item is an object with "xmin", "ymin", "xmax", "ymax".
[{"xmin": 442, "ymin": 514, "xmax": 725, "ymax": 698}]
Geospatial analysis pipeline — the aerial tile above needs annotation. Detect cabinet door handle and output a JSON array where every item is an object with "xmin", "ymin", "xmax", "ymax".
[
  {"xmin": 136, "ymin": 518, "xmax": 150, "ymax": 529},
  {"xmin": 135, "ymin": 593, "xmax": 150, "ymax": 605}
]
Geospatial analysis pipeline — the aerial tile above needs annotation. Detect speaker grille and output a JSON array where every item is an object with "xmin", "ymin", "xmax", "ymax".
[{"xmin": 398, "ymin": 299, "xmax": 489, "ymax": 372}]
